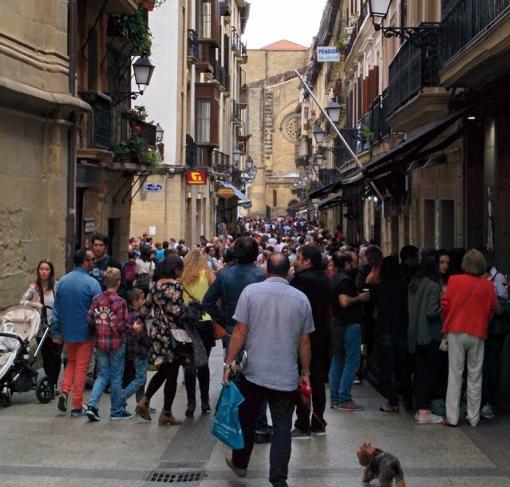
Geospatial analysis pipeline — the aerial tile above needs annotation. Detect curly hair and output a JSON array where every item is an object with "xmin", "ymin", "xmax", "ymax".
[{"xmin": 180, "ymin": 249, "xmax": 213, "ymax": 287}]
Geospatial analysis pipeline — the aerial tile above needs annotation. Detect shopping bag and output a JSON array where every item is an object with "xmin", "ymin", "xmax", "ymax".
[{"xmin": 211, "ymin": 382, "xmax": 245, "ymax": 450}]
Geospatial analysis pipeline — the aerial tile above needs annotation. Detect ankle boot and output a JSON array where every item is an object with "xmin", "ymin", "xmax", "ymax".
[
  {"xmin": 135, "ymin": 396, "xmax": 152, "ymax": 421},
  {"xmin": 185, "ymin": 400, "xmax": 196, "ymax": 418},
  {"xmin": 159, "ymin": 409, "xmax": 183, "ymax": 426}
]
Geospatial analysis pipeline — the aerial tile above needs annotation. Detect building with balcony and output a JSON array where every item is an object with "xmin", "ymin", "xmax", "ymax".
[
  {"xmin": 244, "ymin": 40, "xmax": 308, "ymax": 216},
  {"xmin": 130, "ymin": 0, "xmax": 251, "ymax": 243},
  {"xmin": 0, "ymin": 1, "xmax": 89, "ymax": 308},
  {"xmin": 75, "ymin": 0, "xmax": 157, "ymax": 260}
]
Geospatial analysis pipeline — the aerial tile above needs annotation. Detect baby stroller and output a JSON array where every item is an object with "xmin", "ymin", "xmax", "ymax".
[{"xmin": 0, "ymin": 305, "xmax": 54, "ymax": 407}]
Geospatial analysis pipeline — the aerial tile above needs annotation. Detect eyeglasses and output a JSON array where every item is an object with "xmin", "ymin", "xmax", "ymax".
[{"xmin": 86, "ymin": 257, "xmax": 95, "ymax": 262}]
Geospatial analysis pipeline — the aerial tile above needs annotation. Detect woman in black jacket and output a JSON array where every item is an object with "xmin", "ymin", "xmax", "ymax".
[{"xmin": 373, "ymin": 256, "xmax": 410, "ymax": 412}]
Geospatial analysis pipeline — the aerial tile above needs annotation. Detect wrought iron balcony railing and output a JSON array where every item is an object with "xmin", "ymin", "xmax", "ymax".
[
  {"xmin": 386, "ymin": 32, "xmax": 441, "ymax": 116},
  {"xmin": 344, "ymin": 1, "xmax": 369, "ymax": 59},
  {"xmin": 213, "ymin": 61, "xmax": 230, "ymax": 91},
  {"xmin": 185, "ymin": 134, "xmax": 197, "ymax": 168},
  {"xmin": 212, "ymin": 149, "xmax": 231, "ymax": 173},
  {"xmin": 79, "ymin": 91, "xmax": 112, "ymax": 150},
  {"xmin": 187, "ymin": 29, "xmax": 199, "ymax": 61},
  {"xmin": 441, "ymin": 0, "xmax": 510, "ymax": 66}
]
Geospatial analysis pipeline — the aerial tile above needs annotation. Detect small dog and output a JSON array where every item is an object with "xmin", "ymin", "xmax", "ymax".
[{"xmin": 356, "ymin": 443, "xmax": 406, "ymax": 487}]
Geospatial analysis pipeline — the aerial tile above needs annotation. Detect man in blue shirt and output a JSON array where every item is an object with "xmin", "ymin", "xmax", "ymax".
[
  {"xmin": 203, "ymin": 237, "xmax": 264, "ymax": 338},
  {"xmin": 51, "ymin": 249, "xmax": 101, "ymax": 416}
]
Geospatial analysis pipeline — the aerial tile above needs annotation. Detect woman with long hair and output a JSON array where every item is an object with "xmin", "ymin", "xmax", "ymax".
[
  {"xmin": 20, "ymin": 259, "xmax": 61, "ymax": 396},
  {"xmin": 180, "ymin": 250, "xmax": 216, "ymax": 416},
  {"xmin": 408, "ymin": 249, "xmax": 444, "ymax": 424},
  {"xmin": 438, "ymin": 249, "xmax": 451, "ymax": 292},
  {"xmin": 136, "ymin": 256, "xmax": 190, "ymax": 425}
]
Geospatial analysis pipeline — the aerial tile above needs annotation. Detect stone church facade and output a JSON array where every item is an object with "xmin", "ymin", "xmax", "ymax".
[{"xmin": 244, "ymin": 41, "xmax": 308, "ymax": 216}]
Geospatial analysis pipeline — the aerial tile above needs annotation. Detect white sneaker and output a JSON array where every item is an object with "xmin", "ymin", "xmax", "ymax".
[{"xmin": 416, "ymin": 412, "xmax": 443, "ymax": 424}]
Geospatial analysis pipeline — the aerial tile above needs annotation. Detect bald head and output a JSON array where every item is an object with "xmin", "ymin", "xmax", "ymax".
[{"xmin": 267, "ymin": 253, "xmax": 290, "ymax": 278}]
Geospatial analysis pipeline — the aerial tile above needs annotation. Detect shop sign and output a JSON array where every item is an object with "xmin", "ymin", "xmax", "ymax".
[
  {"xmin": 317, "ymin": 46, "xmax": 341, "ymax": 63},
  {"xmin": 218, "ymin": 187, "xmax": 235, "ymax": 199},
  {"xmin": 186, "ymin": 170, "xmax": 207, "ymax": 185},
  {"xmin": 144, "ymin": 183, "xmax": 162, "ymax": 192}
]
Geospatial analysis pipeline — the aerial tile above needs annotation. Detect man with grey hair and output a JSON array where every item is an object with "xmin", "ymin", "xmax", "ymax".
[{"xmin": 223, "ymin": 253, "xmax": 314, "ymax": 487}]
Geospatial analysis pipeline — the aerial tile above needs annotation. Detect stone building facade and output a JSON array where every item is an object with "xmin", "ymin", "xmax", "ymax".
[
  {"xmin": 244, "ymin": 41, "xmax": 308, "ymax": 216},
  {"xmin": 131, "ymin": 0, "xmax": 251, "ymax": 243},
  {"xmin": 0, "ymin": 0, "xmax": 88, "ymax": 309}
]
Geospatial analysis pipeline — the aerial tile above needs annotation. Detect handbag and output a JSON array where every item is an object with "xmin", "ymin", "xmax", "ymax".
[
  {"xmin": 183, "ymin": 286, "xmax": 226, "ymax": 341},
  {"xmin": 211, "ymin": 382, "xmax": 245, "ymax": 449},
  {"xmin": 440, "ymin": 279, "xmax": 482, "ymax": 351}
]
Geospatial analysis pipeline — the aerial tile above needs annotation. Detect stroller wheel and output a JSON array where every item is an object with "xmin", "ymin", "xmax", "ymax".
[
  {"xmin": 0, "ymin": 389, "xmax": 11, "ymax": 408},
  {"xmin": 36, "ymin": 376, "xmax": 53, "ymax": 404}
]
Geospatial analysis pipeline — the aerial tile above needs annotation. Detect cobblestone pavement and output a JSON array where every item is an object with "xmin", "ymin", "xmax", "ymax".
[{"xmin": 1, "ymin": 346, "xmax": 510, "ymax": 487}]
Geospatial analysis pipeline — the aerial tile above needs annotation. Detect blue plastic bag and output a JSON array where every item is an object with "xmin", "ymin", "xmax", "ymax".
[{"xmin": 211, "ymin": 382, "xmax": 245, "ymax": 450}]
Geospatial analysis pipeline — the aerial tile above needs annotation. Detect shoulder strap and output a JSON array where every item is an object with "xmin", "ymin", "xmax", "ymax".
[{"xmin": 183, "ymin": 286, "xmax": 198, "ymax": 302}]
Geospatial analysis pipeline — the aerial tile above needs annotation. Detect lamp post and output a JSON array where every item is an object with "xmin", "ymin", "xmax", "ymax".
[
  {"xmin": 232, "ymin": 148, "xmax": 241, "ymax": 168},
  {"xmin": 368, "ymin": 0, "xmax": 440, "ymax": 47},
  {"xmin": 133, "ymin": 55, "xmax": 156, "ymax": 94},
  {"xmin": 313, "ymin": 124, "xmax": 326, "ymax": 145},
  {"xmin": 109, "ymin": 55, "xmax": 156, "ymax": 106},
  {"xmin": 155, "ymin": 124, "xmax": 164, "ymax": 144},
  {"xmin": 325, "ymin": 99, "xmax": 342, "ymax": 123}
]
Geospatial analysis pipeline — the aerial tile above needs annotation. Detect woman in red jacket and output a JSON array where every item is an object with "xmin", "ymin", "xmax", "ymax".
[{"xmin": 441, "ymin": 249, "xmax": 497, "ymax": 427}]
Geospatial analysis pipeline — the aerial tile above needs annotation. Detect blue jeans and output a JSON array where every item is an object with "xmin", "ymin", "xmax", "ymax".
[
  {"xmin": 88, "ymin": 346, "xmax": 125, "ymax": 417},
  {"xmin": 329, "ymin": 323, "xmax": 361, "ymax": 403},
  {"xmin": 122, "ymin": 355, "xmax": 148, "ymax": 403}
]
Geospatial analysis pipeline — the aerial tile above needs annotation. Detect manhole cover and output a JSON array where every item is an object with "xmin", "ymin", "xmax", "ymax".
[{"xmin": 147, "ymin": 470, "xmax": 206, "ymax": 483}]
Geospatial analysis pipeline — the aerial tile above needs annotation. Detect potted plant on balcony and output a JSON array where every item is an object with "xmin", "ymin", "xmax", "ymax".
[
  {"xmin": 122, "ymin": 105, "xmax": 157, "ymax": 145},
  {"xmin": 113, "ymin": 134, "xmax": 161, "ymax": 168},
  {"xmin": 108, "ymin": 7, "xmax": 152, "ymax": 55}
]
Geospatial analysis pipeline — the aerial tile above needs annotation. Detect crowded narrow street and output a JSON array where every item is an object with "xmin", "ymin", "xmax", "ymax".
[
  {"xmin": 2, "ymin": 0, "xmax": 510, "ymax": 485},
  {"xmin": 2, "ymin": 345, "xmax": 510, "ymax": 487}
]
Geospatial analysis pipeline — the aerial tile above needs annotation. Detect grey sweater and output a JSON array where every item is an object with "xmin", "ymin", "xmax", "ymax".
[{"xmin": 407, "ymin": 277, "xmax": 442, "ymax": 353}]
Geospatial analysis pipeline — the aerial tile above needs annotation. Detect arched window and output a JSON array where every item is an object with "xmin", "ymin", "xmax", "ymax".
[{"xmin": 273, "ymin": 189, "xmax": 278, "ymax": 208}]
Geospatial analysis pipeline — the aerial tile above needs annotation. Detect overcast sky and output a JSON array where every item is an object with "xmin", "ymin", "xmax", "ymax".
[{"xmin": 244, "ymin": 0, "xmax": 327, "ymax": 49}]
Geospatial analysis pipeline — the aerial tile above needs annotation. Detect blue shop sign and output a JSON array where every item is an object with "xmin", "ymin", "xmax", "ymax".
[{"xmin": 144, "ymin": 183, "xmax": 163, "ymax": 192}]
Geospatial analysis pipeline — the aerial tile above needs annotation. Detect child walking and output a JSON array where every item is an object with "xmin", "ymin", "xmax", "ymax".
[
  {"xmin": 86, "ymin": 267, "xmax": 130, "ymax": 422},
  {"xmin": 122, "ymin": 288, "xmax": 151, "ymax": 415}
]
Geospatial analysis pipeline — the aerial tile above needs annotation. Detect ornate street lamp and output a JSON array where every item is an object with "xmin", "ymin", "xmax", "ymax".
[
  {"xmin": 326, "ymin": 100, "xmax": 342, "ymax": 123},
  {"xmin": 315, "ymin": 152, "xmax": 324, "ymax": 167},
  {"xmin": 313, "ymin": 124, "xmax": 326, "ymax": 145},
  {"xmin": 368, "ymin": 0, "xmax": 391, "ymax": 22},
  {"xmin": 232, "ymin": 148, "xmax": 241, "ymax": 168},
  {"xmin": 368, "ymin": 0, "xmax": 440, "ymax": 47},
  {"xmin": 246, "ymin": 155, "xmax": 254, "ymax": 171},
  {"xmin": 133, "ymin": 55, "xmax": 155, "ymax": 94},
  {"xmin": 155, "ymin": 124, "xmax": 164, "ymax": 144}
]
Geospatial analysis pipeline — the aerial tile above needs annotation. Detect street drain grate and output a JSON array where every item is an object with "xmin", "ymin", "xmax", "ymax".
[{"xmin": 147, "ymin": 471, "xmax": 206, "ymax": 483}]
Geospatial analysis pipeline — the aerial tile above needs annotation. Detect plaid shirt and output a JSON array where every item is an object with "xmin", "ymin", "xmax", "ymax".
[
  {"xmin": 125, "ymin": 307, "xmax": 150, "ymax": 360},
  {"xmin": 88, "ymin": 291, "xmax": 128, "ymax": 351}
]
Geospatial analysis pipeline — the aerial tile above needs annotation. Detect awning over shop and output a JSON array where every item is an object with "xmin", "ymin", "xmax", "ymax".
[
  {"xmin": 308, "ymin": 179, "xmax": 343, "ymax": 199},
  {"xmin": 363, "ymin": 107, "xmax": 470, "ymax": 180},
  {"xmin": 287, "ymin": 200, "xmax": 308, "ymax": 212},
  {"xmin": 318, "ymin": 190, "xmax": 343, "ymax": 210},
  {"xmin": 218, "ymin": 182, "xmax": 251, "ymax": 206}
]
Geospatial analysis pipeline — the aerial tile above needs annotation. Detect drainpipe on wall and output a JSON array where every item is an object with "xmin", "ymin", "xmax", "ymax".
[{"xmin": 65, "ymin": 0, "xmax": 78, "ymax": 272}]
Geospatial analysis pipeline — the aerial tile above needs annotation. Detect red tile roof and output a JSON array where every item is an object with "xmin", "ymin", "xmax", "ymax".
[{"xmin": 261, "ymin": 39, "xmax": 308, "ymax": 51}]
